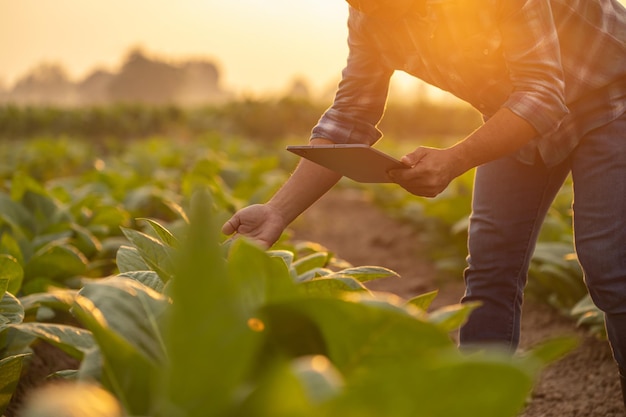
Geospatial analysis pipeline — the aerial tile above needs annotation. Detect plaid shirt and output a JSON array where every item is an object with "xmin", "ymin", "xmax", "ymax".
[{"xmin": 312, "ymin": 0, "xmax": 626, "ymax": 166}]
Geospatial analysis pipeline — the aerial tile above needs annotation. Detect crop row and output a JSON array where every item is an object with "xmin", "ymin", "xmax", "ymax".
[{"xmin": 0, "ymin": 135, "xmax": 579, "ymax": 416}]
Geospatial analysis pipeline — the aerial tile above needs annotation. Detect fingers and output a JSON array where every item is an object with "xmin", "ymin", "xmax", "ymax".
[
  {"xmin": 221, "ymin": 216, "xmax": 240, "ymax": 235},
  {"xmin": 401, "ymin": 146, "xmax": 429, "ymax": 166},
  {"xmin": 388, "ymin": 147, "xmax": 429, "ymax": 181}
]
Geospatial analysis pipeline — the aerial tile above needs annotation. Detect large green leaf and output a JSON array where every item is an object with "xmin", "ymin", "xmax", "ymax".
[
  {"xmin": 115, "ymin": 245, "xmax": 149, "ymax": 273},
  {"xmin": 0, "ymin": 233, "xmax": 24, "ymax": 267},
  {"xmin": 0, "ymin": 192, "xmax": 36, "ymax": 236},
  {"xmin": 428, "ymin": 302, "xmax": 481, "ymax": 332},
  {"xmin": 71, "ymin": 280, "xmax": 165, "ymax": 416},
  {"xmin": 70, "ymin": 223, "xmax": 102, "ymax": 258},
  {"xmin": 161, "ymin": 191, "xmax": 263, "ymax": 417},
  {"xmin": 227, "ymin": 238, "xmax": 297, "ymax": 314},
  {"xmin": 0, "ymin": 354, "xmax": 29, "ymax": 416},
  {"xmin": 120, "ymin": 227, "xmax": 175, "ymax": 282},
  {"xmin": 406, "ymin": 289, "xmax": 439, "ymax": 311},
  {"xmin": 25, "ymin": 241, "xmax": 88, "ymax": 280},
  {"xmin": 235, "ymin": 356, "xmax": 341, "ymax": 417},
  {"xmin": 116, "ymin": 270, "xmax": 165, "ymax": 293},
  {"xmin": 299, "ymin": 276, "xmax": 368, "ymax": 297},
  {"xmin": 0, "ymin": 255, "xmax": 24, "ymax": 295},
  {"xmin": 0, "ymin": 291, "xmax": 24, "ymax": 329},
  {"xmin": 11, "ymin": 322, "xmax": 94, "ymax": 359},
  {"xmin": 261, "ymin": 295, "xmax": 451, "ymax": 374},
  {"xmin": 293, "ymin": 252, "xmax": 330, "ymax": 279},
  {"xmin": 75, "ymin": 277, "xmax": 168, "ymax": 363},
  {"xmin": 327, "ymin": 266, "xmax": 400, "ymax": 283},
  {"xmin": 137, "ymin": 218, "xmax": 179, "ymax": 248},
  {"xmin": 328, "ymin": 352, "xmax": 535, "ymax": 417},
  {"xmin": 19, "ymin": 289, "xmax": 79, "ymax": 314},
  {"xmin": 260, "ymin": 296, "xmax": 542, "ymax": 417}
]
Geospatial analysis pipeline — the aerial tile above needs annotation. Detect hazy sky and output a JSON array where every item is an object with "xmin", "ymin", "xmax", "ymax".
[
  {"xmin": 2, "ymin": 0, "xmax": 624, "ymax": 97},
  {"xmin": 0, "ymin": 0, "xmax": 351, "ymax": 96}
]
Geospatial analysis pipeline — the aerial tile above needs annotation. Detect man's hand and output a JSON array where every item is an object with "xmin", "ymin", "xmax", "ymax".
[
  {"xmin": 221, "ymin": 204, "xmax": 288, "ymax": 249},
  {"xmin": 388, "ymin": 146, "xmax": 465, "ymax": 197}
]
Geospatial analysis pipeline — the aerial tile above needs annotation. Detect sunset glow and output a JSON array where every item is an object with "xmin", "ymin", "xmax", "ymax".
[
  {"xmin": 0, "ymin": 0, "xmax": 350, "ymax": 96},
  {"xmin": 2, "ymin": 0, "xmax": 624, "ymax": 98}
]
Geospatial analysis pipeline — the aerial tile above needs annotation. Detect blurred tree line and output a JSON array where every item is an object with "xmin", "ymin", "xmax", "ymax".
[
  {"xmin": 0, "ymin": 45, "xmax": 482, "ymax": 142},
  {"xmin": 0, "ymin": 48, "xmax": 231, "ymax": 107},
  {"xmin": 0, "ymin": 98, "xmax": 481, "ymax": 143}
]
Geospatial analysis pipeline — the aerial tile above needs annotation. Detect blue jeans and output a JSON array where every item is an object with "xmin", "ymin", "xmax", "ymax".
[{"xmin": 459, "ymin": 113, "xmax": 626, "ymax": 371}]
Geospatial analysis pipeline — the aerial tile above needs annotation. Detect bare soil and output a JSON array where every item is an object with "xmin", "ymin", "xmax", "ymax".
[{"xmin": 290, "ymin": 187, "xmax": 624, "ymax": 417}]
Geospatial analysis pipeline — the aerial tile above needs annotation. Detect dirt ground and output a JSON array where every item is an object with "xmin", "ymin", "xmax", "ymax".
[{"xmin": 290, "ymin": 187, "xmax": 624, "ymax": 417}]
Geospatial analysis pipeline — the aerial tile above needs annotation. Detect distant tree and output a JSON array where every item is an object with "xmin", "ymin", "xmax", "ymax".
[
  {"xmin": 108, "ymin": 48, "xmax": 182, "ymax": 104},
  {"xmin": 285, "ymin": 77, "xmax": 311, "ymax": 100},
  {"xmin": 8, "ymin": 63, "xmax": 77, "ymax": 106},
  {"xmin": 0, "ymin": 78, "xmax": 7, "ymax": 103},
  {"xmin": 77, "ymin": 69, "xmax": 115, "ymax": 105},
  {"xmin": 175, "ymin": 60, "xmax": 231, "ymax": 105}
]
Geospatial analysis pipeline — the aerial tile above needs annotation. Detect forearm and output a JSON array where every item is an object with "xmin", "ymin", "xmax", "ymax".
[
  {"xmin": 267, "ymin": 138, "xmax": 342, "ymax": 225},
  {"xmin": 447, "ymin": 107, "xmax": 538, "ymax": 175}
]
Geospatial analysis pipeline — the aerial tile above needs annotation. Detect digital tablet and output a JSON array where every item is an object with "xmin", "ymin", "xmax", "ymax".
[{"xmin": 286, "ymin": 144, "xmax": 409, "ymax": 183}]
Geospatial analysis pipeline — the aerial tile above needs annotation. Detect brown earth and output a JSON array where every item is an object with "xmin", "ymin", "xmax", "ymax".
[{"xmin": 290, "ymin": 187, "xmax": 624, "ymax": 417}]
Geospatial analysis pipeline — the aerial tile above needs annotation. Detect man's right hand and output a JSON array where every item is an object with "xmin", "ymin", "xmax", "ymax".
[{"xmin": 221, "ymin": 204, "xmax": 288, "ymax": 249}]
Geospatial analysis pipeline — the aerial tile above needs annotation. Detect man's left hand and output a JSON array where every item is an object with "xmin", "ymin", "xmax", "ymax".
[{"xmin": 388, "ymin": 146, "xmax": 463, "ymax": 198}]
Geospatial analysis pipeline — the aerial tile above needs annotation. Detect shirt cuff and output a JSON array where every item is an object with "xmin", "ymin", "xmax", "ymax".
[{"xmin": 503, "ymin": 90, "xmax": 570, "ymax": 138}]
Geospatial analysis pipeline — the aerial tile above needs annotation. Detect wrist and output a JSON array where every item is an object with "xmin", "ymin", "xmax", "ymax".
[{"xmin": 446, "ymin": 143, "xmax": 475, "ymax": 177}]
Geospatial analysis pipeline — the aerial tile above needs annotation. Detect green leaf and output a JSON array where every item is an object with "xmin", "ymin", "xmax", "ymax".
[
  {"xmin": 296, "ymin": 267, "xmax": 333, "ymax": 282},
  {"xmin": 428, "ymin": 302, "xmax": 481, "ymax": 332},
  {"xmin": 25, "ymin": 241, "xmax": 88, "ymax": 280},
  {"xmin": 71, "ymin": 280, "xmax": 165, "ymax": 416},
  {"xmin": 233, "ymin": 358, "xmax": 318, "ymax": 417},
  {"xmin": 0, "ymin": 255, "xmax": 24, "ymax": 295},
  {"xmin": 90, "ymin": 205, "xmax": 130, "ymax": 229},
  {"xmin": 121, "ymin": 227, "xmax": 175, "ymax": 282},
  {"xmin": 0, "ymin": 354, "xmax": 29, "ymax": 416},
  {"xmin": 261, "ymin": 296, "xmax": 452, "ymax": 375},
  {"xmin": 293, "ymin": 252, "xmax": 330, "ymax": 279},
  {"xmin": 0, "ymin": 232, "xmax": 24, "ymax": 265},
  {"xmin": 11, "ymin": 322, "xmax": 95, "ymax": 359},
  {"xmin": 163, "ymin": 189, "xmax": 263, "ymax": 417},
  {"xmin": 291, "ymin": 355, "xmax": 344, "ymax": 404},
  {"xmin": 0, "ymin": 192, "xmax": 36, "ymax": 236},
  {"xmin": 523, "ymin": 336, "xmax": 579, "ymax": 369},
  {"xmin": 406, "ymin": 290, "xmax": 439, "ymax": 311},
  {"xmin": 70, "ymin": 223, "xmax": 102, "ymax": 258},
  {"xmin": 20, "ymin": 289, "xmax": 78, "ymax": 314},
  {"xmin": 571, "ymin": 294, "xmax": 597, "ymax": 315},
  {"xmin": 75, "ymin": 277, "xmax": 168, "ymax": 363},
  {"xmin": 117, "ymin": 270, "xmax": 165, "ymax": 293},
  {"xmin": 228, "ymin": 238, "xmax": 296, "ymax": 313},
  {"xmin": 138, "ymin": 218, "xmax": 178, "ymax": 247},
  {"xmin": 327, "ymin": 266, "xmax": 399, "ymax": 283},
  {"xmin": 339, "ymin": 353, "xmax": 533, "ymax": 417},
  {"xmin": 0, "ymin": 291, "xmax": 24, "ymax": 328},
  {"xmin": 116, "ymin": 245, "xmax": 149, "ymax": 272},
  {"xmin": 300, "ymin": 277, "xmax": 368, "ymax": 297},
  {"xmin": 267, "ymin": 250, "xmax": 294, "ymax": 267}
]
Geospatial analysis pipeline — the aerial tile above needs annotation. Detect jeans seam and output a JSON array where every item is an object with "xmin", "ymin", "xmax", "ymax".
[{"xmin": 506, "ymin": 170, "xmax": 557, "ymax": 350}]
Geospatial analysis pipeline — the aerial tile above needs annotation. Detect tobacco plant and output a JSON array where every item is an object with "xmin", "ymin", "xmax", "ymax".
[{"xmin": 16, "ymin": 190, "xmax": 576, "ymax": 417}]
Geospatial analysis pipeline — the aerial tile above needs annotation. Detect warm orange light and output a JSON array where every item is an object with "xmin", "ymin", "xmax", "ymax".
[{"xmin": 247, "ymin": 317, "xmax": 265, "ymax": 332}]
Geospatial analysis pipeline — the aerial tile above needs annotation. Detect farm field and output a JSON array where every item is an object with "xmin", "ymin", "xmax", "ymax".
[
  {"xmin": 0, "ymin": 103, "xmax": 621, "ymax": 416},
  {"xmin": 292, "ymin": 189, "xmax": 623, "ymax": 417}
]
